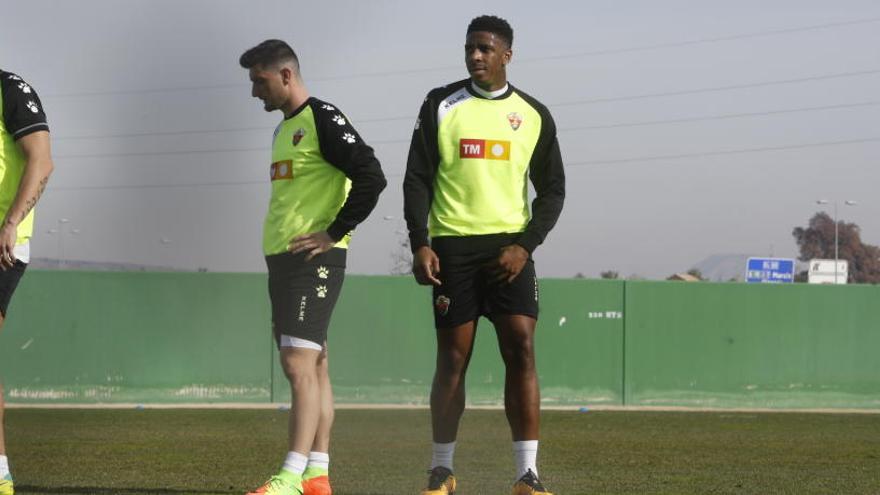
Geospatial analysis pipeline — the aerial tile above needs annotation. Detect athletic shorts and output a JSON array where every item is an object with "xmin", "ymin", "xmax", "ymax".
[
  {"xmin": 266, "ymin": 248, "xmax": 346, "ymax": 348},
  {"xmin": 431, "ymin": 234, "xmax": 539, "ymax": 329},
  {"xmin": 0, "ymin": 260, "xmax": 27, "ymax": 317}
]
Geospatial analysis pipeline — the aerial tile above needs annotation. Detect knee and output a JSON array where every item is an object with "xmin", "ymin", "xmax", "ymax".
[
  {"xmin": 287, "ymin": 369, "xmax": 318, "ymax": 391},
  {"xmin": 437, "ymin": 347, "xmax": 470, "ymax": 376},
  {"xmin": 500, "ymin": 337, "xmax": 536, "ymax": 371},
  {"xmin": 316, "ymin": 351, "xmax": 330, "ymax": 377},
  {"xmin": 281, "ymin": 360, "xmax": 318, "ymax": 389}
]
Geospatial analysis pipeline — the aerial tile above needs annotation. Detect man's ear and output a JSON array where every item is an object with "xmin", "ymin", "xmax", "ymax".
[{"xmin": 280, "ymin": 66, "xmax": 293, "ymax": 85}]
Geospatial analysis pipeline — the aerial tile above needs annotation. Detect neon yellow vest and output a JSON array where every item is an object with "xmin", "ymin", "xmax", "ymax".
[
  {"xmin": 263, "ymin": 105, "xmax": 351, "ymax": 255},
  {"xmin": 0, "ymin": 86, "xmax": 35, "ymax": 245},
  {"xmin": 431, "ymin": 90, "xmax": 541, "ymax": 237}
]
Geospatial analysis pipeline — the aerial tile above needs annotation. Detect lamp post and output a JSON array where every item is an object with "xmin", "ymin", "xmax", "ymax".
[{"xmin": 815, "ymin": 199, "xmax": 857, "ymax": 284}]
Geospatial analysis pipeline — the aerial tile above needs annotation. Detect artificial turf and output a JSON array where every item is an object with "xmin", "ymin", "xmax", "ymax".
[{"xmin": 5, "ymin": 408, "xmax": 879, "ymax": 494}]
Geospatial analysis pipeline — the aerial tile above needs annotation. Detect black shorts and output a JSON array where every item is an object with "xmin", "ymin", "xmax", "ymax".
[
  {"xmin": 431, "ymin": 234, "xmax": 539, "ymax": 329},
  {"xmin": 0, "ymin": 260, "xmax": 27, "ymax": 317},
  {"xmin": 266, "ymin": 248, "xmax": 346, "ymax": 348}
]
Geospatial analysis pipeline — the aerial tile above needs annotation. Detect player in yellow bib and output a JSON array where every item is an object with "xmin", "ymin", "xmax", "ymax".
[
  {"xmin": 0, "ymin": 69, "xmax": 55, "ymax": 495},
  {"xmin": 404, "ymin": 16, "xmax": 564, "ymax": 495},
  {"xmin": 240, "ymin": 40, "xmax": 386, "ymax": 495}
]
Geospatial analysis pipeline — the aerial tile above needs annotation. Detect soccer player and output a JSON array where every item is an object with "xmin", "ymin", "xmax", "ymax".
[
  {"xmin": 0, "ymin": 69, "xmax": 54, "ymax": 495},
  {"xmin": 403, "ymin": 15, "xmax": 565, "ymax": 495},
  {"xmin": 240, "ymin": 40, "xmax": 386, "ymax": 495}
]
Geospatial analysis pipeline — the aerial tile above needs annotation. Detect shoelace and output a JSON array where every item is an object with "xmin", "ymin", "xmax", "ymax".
[
  {"xmin": 521, "ymin": 469, "xmax": 546, "ymax": 491},
  {"xmin": 426, "ymin": 468, "xmax": 452, "ymax": 489},
  {"xmin": 265, "ymin": 475, "xmax": 289, "ymax": 491}
]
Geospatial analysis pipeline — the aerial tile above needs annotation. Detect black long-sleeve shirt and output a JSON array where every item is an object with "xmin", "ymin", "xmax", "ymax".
[{"xmin": 403, "ymin": 79, "xmax": 564, "ymax": 254}]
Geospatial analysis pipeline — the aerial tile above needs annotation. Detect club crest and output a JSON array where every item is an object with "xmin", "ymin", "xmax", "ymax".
[
  {"xmin": 507, "ymin": 112, "xmax": 523, "ymax": 131},
  {"xmin": 292, "ymin": 128, "xmax": 306, "ymax": 146},
  {"xmin": 435, "ymin": 295, "xmax": 451, "ymax": 316}
]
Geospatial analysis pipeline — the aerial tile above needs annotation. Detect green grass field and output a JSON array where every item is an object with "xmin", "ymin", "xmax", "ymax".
[{"xmin": 4, "ymin": 408, "xmax": 879, "ymax": 494}]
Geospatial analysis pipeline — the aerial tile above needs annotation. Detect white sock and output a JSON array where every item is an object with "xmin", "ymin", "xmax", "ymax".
[
  {"xmin": 0, "ymin": 455, "xmax": 8, "ymax": 477},
  {"xmin": 513, "ymin": 440, "xmax": 539, "ymax": 479},
  {"xmin": 431, "ymin": 441, "xmax": 456, "ymax": 471},
  {"xmin": 282, "ymin": 451, "xmax": 309, "ymax": 475},
  {"xmin": 308, "ymin": 451, "xmax": 330, "ymax": 471}
]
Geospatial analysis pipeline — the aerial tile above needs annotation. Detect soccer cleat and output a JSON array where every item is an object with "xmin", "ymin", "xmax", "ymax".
[
  {"xmin": 301, "ymin": 474, "xmax": 331, "ymax": 495},
  {"xmin": 511, "ymin": 469, "xmax": 552, "ymax": 495},
  {"xmin": 246, "ymin": 474, "xmax": 303, "ymax": 495},
  {"xmin": 0, "ymin": 474, "xmax": 13, "ymax": 495},
  {"xmin": 421, "ymin": 466, "xmax": 456, "ymax": 495},
  {"xmin": 302, "ymin": 468, "xmax": 331, "ymax": 495}
]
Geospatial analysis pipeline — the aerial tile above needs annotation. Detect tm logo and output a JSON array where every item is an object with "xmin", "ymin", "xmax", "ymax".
[{"xmin": 459, "ymin": 139, "xmax": 510, "ymax": 160}]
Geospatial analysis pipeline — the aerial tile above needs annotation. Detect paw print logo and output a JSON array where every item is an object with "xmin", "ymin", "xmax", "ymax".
[
  {"xmin": 7, "ymin": 74, "xmax": 21, "ymax": 81},
  {"xmin": 342, "ymin": 132, "xmax": 356, "ymax": 144},
  {"xmin": 321, "ymin": 104, "xmax": 336, "ymax": 111},
  {"xmin": 26, "ymin": 101, "xmax": 39, "ymax": 113},
  {"xmin": 331, "ymin": 114, "xmax": 347, "ymax": 126},
  {"xmin": 17, "ymin": 82, "xmax": 32, "ymax": 94},
  {"xmin": 317, "ymin": 266, "xmax": 329, "ymax": 279},
  {"xmin": 315, "ymin": 285, "xmax": 328, "ymax": 298}
]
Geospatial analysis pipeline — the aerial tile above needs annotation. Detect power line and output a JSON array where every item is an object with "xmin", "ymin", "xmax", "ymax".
[
  {"xmin": 566, "ymin": 137, "xmax": 880, "ymax": 167},
  {"xmin": 534, "ymin": 16, "xmax": 880, "ymax": 63},
  {"xmin": 338, "ymin": 101, "xmax": 880, "ymax": 147},
  {"xmin": 40, "ymin": 17, "xmax": 880, "ymax": 99},
  {"xmin": 51, "ymin": 69, "xmax": 880, "ymax": 143},
  {"xmin": 551, "ymin": 69, "xmax": 880, "ymax": 107},
  {"xmin": 559, "ymin": 101, "xmax": 880, "ymax": 132},
  {"xmin": 49, "ymin": 137, "xmax": 880, "ymax": 190},
  {"xmin": 49, "ymin": 180, "xmax": 265, "ymax": 192},
  {"xmin": 53, "ymin": 125, "xmax": 273, "ymax": 141},
  {"xmin": 54, "ymin": 98, "xmax": 880, "ymax": 157},
  {"xmin": 55, "ymin": 147, "xmax": 265, "ymax": 160}
]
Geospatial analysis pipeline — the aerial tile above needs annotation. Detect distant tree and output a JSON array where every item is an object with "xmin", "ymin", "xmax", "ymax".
[
  {"xmin": 686, "ymin": 268, "xmax": 705, "ymax": 281},
  {"xmin": 599, "ymin": 270, "xmax": 619, "ymax": 279},
  {"xmin": 792, "ymin": 212, "xmax": 880, "ymax": 284},
  {"xmin": 573, "ymin": 272, "xmax": 586, "ymax": 279}
]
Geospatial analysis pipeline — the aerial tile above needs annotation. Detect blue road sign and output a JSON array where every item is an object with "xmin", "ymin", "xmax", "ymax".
[{"xmin": 746, "ymin": 257, "xmax": 795, "ymax": 283}]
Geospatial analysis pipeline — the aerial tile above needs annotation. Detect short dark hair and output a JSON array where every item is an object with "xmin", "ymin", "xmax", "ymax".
[
  {"xmin": 239, "ymin": 39, "xmax": 300, "ymax": 71},
  {"xmin": 466, "ymin": 15, "xmax": 513, "ymax": 48}
]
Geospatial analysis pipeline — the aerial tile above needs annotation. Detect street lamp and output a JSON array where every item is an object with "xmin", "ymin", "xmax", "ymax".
[{"xmin": 815, "ymin": 199, "xmax": 857, "ymax": 284}]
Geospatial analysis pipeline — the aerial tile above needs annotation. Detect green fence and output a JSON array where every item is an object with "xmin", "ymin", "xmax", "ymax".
[{"xmin": 1, "ymin": 272, "xmax": 878, "ymax": 409}]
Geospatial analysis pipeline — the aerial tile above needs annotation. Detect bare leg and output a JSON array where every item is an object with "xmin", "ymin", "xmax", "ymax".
[
  {"xmin": 0, "ymin": 315, "xmax": 6, "ymax": 457},
  {"xmin": 0, "ymin": 381, "xmax": 5, "ymax": 458},
  {"xmin": 280, "ymin": 347, "xmax": 322, "ymax": 454},
  {"xmin": 493, "ymin": 315, "xmax": 540, "ymax": 440},
  {"xmin": 430, "ymin": 321, "xmax": 478, "ymax": 443},
  {"xmin": 311, "ymin": 345, "xmax": 333, "ymax": 453}
]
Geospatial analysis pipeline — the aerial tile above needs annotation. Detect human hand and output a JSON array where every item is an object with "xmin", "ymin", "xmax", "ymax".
[
  {"xmin": 489, "ymin": 244, "xmax": 529, "ymax": 284},
  {"xmin": 0, "ymin": 221, "xmax": 18, "ymax": 270},
  {"xmin": 289, "ymin": 231, "xmax": 335, "ymax": 261},
  {"xmin": 412, "ymin": 246, "xmax": 441, "ymax": 286}
]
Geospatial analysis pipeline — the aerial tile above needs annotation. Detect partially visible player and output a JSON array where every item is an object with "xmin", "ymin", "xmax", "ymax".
[
  {"xmin": 240, "ymin": 40, "xmax": 386, "ymax": 495},
  {"xmin": 0, "ymin": 69, "xmax": 55, "ymax": 495},
  {"xmin": 403, "ymin": 15, "xmax": 565, "ymax": 495}
]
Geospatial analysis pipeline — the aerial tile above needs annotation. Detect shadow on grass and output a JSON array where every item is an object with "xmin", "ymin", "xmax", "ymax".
[{"xmin": 16, "ymin": 486, "xmax": 238, "ymax": 495}]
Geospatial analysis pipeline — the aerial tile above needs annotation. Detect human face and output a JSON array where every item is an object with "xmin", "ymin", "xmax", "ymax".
[
  {"xmin": 465, "ymin": 31, "xmax": 511, "ymax": 91},
  {"xmin": 248, "ymin": 65, "xmax": 289, "ymax": 112}
]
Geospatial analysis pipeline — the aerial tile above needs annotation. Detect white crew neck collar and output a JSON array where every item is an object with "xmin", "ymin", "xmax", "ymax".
[{"xmin": 471, "ymin": 81, "xmax": 509, "ymax": 99}]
